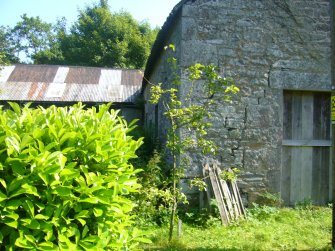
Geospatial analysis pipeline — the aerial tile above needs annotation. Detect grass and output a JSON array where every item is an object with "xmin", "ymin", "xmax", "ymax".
[{"xmin": 142, "ymin": 206, "xmax": 332, "ymax": 251}]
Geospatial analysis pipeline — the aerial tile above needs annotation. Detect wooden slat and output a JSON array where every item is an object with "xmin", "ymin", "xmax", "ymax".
[
  {"xmin": 281, "ymin": 146, "xmax": 291, "ymax": 205},
  {"xmin": 282, "ymin": 140, "xmax": 331, "ymax": 147},
  {"xmin": 234, "ymin": 182, "xmax": 246, "ymax": 216},
  {"xmin": 329, "ymin": 147, "xmax": 333, "ymax": 201},
  {"xmin": 215, "ymin": 168, "xmax": 235, "ymax": 219},
  {"xmin": 300, "ymin": 95, "xmax": 313, "ymax": 201},
  {"xmin": 229, "ymin": 181, "xmax": 242, "ymax": 216},
  {"xmin": 313, "ymin": 93, "xmax": 331, "ymax": 140},
  {"xmin": 301, "ymin": 94, "xmax": 313, "ymax": 140},
  {"xmin": 320, "ymin": 148, "xmax": 330, "ymax": 204},
  {"xmin": 300, "ymin": 147, "xmax": 313, "ymax": 201},
  {"xmin": 290, "ymin": 147, "xmax": 302, "ymax": 204},
  {"xmin": 312, "ymin": 147, "xmax": 330, "ymax": 204},
  {"xmin": 207, "ymin": 164, "xmax": 230, "ymax": 225},
  {"xmin": 283, "ymin": 91, "xmax": 293, "ymax": 140},
  {"xmin": 312, "ymin": 147, "xmax": 322, "ymax": 204},
  {"xmin": 216, "ymin": 167, "xmax": 245, "ymax": 218},
  {"xmin": 291, "ymin": 94, "xmax": 302, "ymax": 140},
  {"xmin": 202, "ymin": 164, "xmax": 212, "ymax": 211}
]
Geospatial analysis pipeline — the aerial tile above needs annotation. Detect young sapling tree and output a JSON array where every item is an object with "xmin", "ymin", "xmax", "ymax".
[{"xmin": 149, "ymin": 45, "xmax": 239, "ymax": 241}]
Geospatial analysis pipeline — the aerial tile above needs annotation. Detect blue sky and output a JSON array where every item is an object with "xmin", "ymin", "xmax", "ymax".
[{"xmin": 0, "ymin": 0, "xmax": 181, "ymax": 28}]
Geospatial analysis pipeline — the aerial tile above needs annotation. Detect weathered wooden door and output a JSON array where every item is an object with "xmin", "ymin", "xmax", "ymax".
[{"xmin": 281, "ymin": 91, "xmax": 331, "ymax": 205}]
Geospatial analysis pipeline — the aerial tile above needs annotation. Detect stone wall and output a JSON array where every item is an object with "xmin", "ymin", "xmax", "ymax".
[
  {"xmin": 144, "ymin": 12, "xmax": 183, "ymax": 146},
  {"xmin": 179, "ymin": 0, "xmax": 331, "ymax": 204},
  {"xmin": 144, "ymin": 0, "xmax": 332, "ymax": 205}
]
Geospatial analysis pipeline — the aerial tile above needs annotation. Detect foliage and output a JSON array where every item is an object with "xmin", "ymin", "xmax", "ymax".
[
  {"xmin": 247, "ymin": 203, "xmax": 279, "ymax": 220},
  {"xmin": 2, "ymin": 0, "xmax": 159, "ymax": 68},
  {"xmin": 133, "ymin": 150, "xmax": 172, "ymax": 227},
  {"xmin": 7, "ymin": 14, "xmax": 55, "ymax": 63},
  {"xmin": 219, "ymin": 167, "xmax": 240, "ymax": 181},
  {"xmin": 179, "ymin": 199, "xmax": 221, "ymax": 228},
  {"xmin": 258, "ymin": 191, "xmax": 283, "ymax": 207},
  {"xmin": 144, "ymin": 206, "xmax": 332, "ymax": 250},
  {"xmin": 32, "ymin": 18, "xmax": 67, "ymax": 65},
  {"xmin": 0, "ymin": 26, "xmax": 19, "ymax": 64},
  {"xmin": 149, "ymin": 45, "xmax": 240, "ymax": 241},
  {"xmin": 58, "ymin": 1, "xmax": 158, "ymax": 68},
  {"xmin": 0, "ymin": 102, "xmax": 147, "ymax": 250}
]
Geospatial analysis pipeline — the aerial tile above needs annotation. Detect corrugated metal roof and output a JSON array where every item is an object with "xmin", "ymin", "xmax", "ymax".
[
  {"xmin": 8, "ymin": 65, "xmax": 59, "ymax": 83},
  {"xmin": 0, "ymin": 65, "xmax": 143, "ymax": 103}
]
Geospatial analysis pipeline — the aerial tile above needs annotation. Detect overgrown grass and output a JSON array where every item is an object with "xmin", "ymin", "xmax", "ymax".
[{"xmin": 143, "ymin": 206, "xmax": 332, "ymax": 251}]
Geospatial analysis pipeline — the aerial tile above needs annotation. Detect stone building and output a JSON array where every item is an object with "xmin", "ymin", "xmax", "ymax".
[{"xmin": 143, "ymin": 0, "xmax": 332, "ymax": 205}]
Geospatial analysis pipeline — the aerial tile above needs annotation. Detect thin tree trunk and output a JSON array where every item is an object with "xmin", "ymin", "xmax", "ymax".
[{"xmin": 168, "ymin": 153, "xmax": 177, "ymax": 241}]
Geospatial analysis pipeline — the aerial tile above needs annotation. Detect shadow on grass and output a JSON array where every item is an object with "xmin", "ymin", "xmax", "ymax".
[
  {"xmin": 144, "ymin": 246, "xmax": 333, "ymax": 251},
  {"xmin": 145, "ymin": 249, "xmax": 242, "ymax": 251}
]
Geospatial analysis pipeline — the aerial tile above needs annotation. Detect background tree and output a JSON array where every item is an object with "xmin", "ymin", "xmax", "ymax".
[
  {"xmin": 32, "ymin": 18, "xmax": 66, "ymax": 65},
  {"xmin": 0, "ymin": 26, "xmax": 19, "ymax": 64},
  {"xmin": 2, "ymin": 0, "xmax": 158, "ymax": 68},
  {"xmin": 8, "ymin": 14, "xmax": 55, "ymax": 63},
  {"xmin": 58, "ymin": 1, "xmax": 158, "ymax": 68}
]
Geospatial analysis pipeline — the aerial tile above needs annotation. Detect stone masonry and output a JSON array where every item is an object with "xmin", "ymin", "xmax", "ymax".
[{"xmin": 144, "ymin": 0, "xmax": 332, "ymax": 205}]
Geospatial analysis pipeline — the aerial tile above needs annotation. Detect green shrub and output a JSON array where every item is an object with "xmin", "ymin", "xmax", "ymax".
[
  {"xmin": 133, "ymin": 150, "xmax": 172, "ymax": 227},
  {"xmin": 0, "ymin": 102, "xmax": 146, "ymax": 250}
]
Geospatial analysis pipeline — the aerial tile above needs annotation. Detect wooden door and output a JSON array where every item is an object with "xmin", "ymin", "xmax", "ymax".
[{"xmin": 281, "ymin": 91, "xmax": 331, "ymax": 205}]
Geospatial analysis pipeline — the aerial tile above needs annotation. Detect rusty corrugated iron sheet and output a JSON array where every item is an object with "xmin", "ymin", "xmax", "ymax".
[
  {"xmin": 65, "ymin": 67, "xmax": 101, "ymax": 85},
  {"xmin": 8, "ymin": 64, "xmax": 59, "ymax": 83},
  {"xmin": 121, "ymin": 70, "xmax": 143, "ymax": 86},
  {"xmin": 0, "ymin": 65, "xmax": 143, "ymax": 103}
]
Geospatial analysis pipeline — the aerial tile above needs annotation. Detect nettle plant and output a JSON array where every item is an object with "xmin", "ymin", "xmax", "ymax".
[
  {"xmin": 149, "ymin": 45, "xmax": 239, "ymax": 241},
  {"xmin": 0, "ymin": 103, "xmax": 146, "ymax": 250}
]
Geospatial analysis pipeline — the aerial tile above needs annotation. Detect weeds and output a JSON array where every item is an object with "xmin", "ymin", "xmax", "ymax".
[{"xmin": 144, "ymin": 206, "xmax": 332, "ymax": 251}]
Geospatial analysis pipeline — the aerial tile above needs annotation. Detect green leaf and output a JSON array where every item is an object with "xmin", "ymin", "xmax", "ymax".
[
  {"xmin": 25, "ymin": 234, "xmax": 37, "ymax": 244},
  {"xmin": 82, "ymin": 225, "xmax": 89, "ymax": 239},
  {"xmin": 81, "ymin": 235, "xmax": 99, "ymax": 243},
  {"xmin": 35, "ymin": 214, "xmax": 49, "ymax": 220},
  {"xmin": 60, "ymin": 132, "xmax": 77, "ymax": 145},
  {"xmin": 33, "ymin": 128, "xmax": 45, "ymax": 139},
  {"xmin": 8, "ymin": 102, "xmax": 21, "ymax": 114},
  {"xmin": 0, "ymin": 191, "xmax": 7, "ymax": 202},
  {"xmin": 38, "ymin": 172, "xmax": 49, "ymax": 186},
  {"xmin": 5, "ymin": 136, "xmax": 20, "ymax": 155},
  {"xmin": 21, "ymin": 218, "xmax": 40, "ymax": 230},
  {"xmin": 77, "ymin": 218, "xmax": 86, "ymax": 226},
  {"xmin": 60, "ymin": 168, "xmax": 79, "ymax": 182},
  {"xmin": 21, "ymin": 183, "xmax": 39, "ymax": 197},
  {"xmin": 23, "ymin": 200, "xmax": 35, "ymax": 217},
  {"xmin": 93, "ymin": 208, "xmax": 103, "ymax": 217},
  {"xmin": 0, "ymin": 178, "xmax": 7, "ymax": 189},
  {"xmin": 3, "ymin": 219, "xmax": 18, "ymax": 228},
  {"xmin": 132, "ymin": 237, "xmax": 152, "ymax": 244},
  {"xmin": 79, "ymin": 197, "xmax": 99, "ymax": 204},
  {"xmin": 54, "ymin": 186, "xmax": 72, "ymax": 197},
  {"xmin": 20, "ymin": 134, "xmax": 33, "ymax": 149},
  {"xmin": 45, "ymin": 142, "xmax": 58, "ymax": 151},
  {"xmin": 37, "ymin": 242, "xmax": 58, "ymax": 251},
  {"xmin": 15, "ymin": 236, "xmax": 34, "ymax": 248},
  {"xmin": 6, "ymin": 199, "xmax": 21, "ymax": 210},
  {"xmin": 75, "ymin": 210, "xmax": 89, "ymax": 218},
  {"xmin": 4, "ymin": 211, "xmax": 19, "ymax": 221},
  {"xmin": 7, "ymin": 158, "xmax": 26, "ymax": 175}
]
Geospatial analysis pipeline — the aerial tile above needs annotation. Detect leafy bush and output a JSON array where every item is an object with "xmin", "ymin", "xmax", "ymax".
[
  {"xmin": 247, "ymin": 203, "xmax": 279, "ymax": 221},
  {"xmin": 0, "ymin": 102, "xmax": 146, "ymax": 250},
  {"xmin": 133, "ymin": 150, "xmax": 173, "ymax": 227}
]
